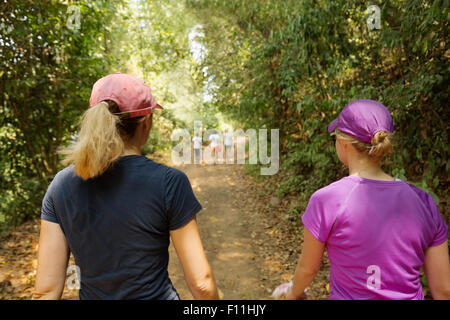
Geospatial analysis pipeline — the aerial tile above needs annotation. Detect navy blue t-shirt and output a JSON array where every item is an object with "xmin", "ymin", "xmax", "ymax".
[{"xmin": 41, "ymin": 155, "xmax": 202, "ymax": 300}]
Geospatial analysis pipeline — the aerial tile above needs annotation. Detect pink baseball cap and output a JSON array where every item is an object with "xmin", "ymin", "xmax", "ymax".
[
  {"xmin": 89, "ymin": 72, "xmax": 163, "ymax": 118},
  {"xmin": 328, "ymin": 99, "xmax": 394, "ymax": 143}
]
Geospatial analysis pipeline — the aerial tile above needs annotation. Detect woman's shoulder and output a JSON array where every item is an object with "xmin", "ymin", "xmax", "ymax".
[
  {"xmin": 131, "ymin": 157, "xmax": 187, "ymax": 180},
  {"xmin": 43, "ymin": 166, "xmax": 78, "ymax": 196},
  {"xmin": 400, "ymin": 181, "xmax": 438, "ymax": 208},
  {"xmin": 310, "ymin": 177, "xmax": 356, "ymax": 201},
  {"xmin": 163, "ymin": 165, "xmax": 189, "ymax": 183},
  {"xmin": 52, "ymin": 165, "xmax": 77, "ymax": 183}
]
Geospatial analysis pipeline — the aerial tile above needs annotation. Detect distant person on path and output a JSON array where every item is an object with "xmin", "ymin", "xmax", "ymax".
[
  {"xmin": 274, "ymin": 99, "xmax": 449, "ymax": 300},
  {"xmin": 223, "ymin": 129, "xmax": 234, "ymax": 163},
  {"xmin": 192, "ymin": 133, "xmax": 202, "ymax": 164},
  {"xmin": 208, "ymin": 130, "xmax": 221, "ymax": 164},
  {"xmin": 33, "ymin": 73, "xmax": 219, "ymax": 300}
]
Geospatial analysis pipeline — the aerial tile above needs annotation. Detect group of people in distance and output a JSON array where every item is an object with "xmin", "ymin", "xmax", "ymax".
[
  {"xmin": 192, "ymin": 129, "xmax": 234, "ymax": 165},
  {"xmin": 32, "ymin": 73, "xmax": 449, "ymax": 300}
]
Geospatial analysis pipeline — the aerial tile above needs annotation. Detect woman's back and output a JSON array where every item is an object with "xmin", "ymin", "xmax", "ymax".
[
  {"xmin": 41, "ymin": 155, "xmax": 202, "ymax": 299},
  {"xmin": 302, "ymin": 176, "xmax": 448, "ymax": 300}
]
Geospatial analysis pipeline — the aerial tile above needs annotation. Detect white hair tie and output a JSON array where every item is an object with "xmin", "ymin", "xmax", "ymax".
[{"xmin": 369, "ymin": 146, "xmax": 375, "ymax": 154}]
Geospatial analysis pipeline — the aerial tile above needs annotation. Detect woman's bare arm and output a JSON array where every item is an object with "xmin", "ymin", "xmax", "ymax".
[
  {"xmin": 32, "ymin": 219, "xmax": 70, "ymax": 300},
  {"xmin": 286, "ymin": 228, "xmax": 326, "ymax": 299},
  {"xmin": 170, "ymin": 217, "xmax": 219, "ymax": 299},
  {"xmin": 424, "ymin": 241, "xmax": 450, "ymax": 300}
]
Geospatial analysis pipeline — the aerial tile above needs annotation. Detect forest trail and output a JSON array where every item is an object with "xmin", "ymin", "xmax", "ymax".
[
  {"xmin": 0, "ymin": 154, "xmax": 332, "ymax": 300},
  {"xmin": 168, "ymin": 162, "xmax": 273, "ymax": 299}
]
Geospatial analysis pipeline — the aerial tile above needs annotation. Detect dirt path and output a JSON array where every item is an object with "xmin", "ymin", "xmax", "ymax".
[
  {"xmin": 168, "ymin": 163, "xmax": 271, "ymax": 299},
  {"xmin": 0, "ymin": 156, "xmax": 332, "ymax": 300}
]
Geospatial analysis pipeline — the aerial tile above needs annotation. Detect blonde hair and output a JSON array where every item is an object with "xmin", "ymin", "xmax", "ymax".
[
  {"xmin": 59, "ymin": 101, "xmax": 146, "ymax": 180},
  {"xmin": 336, "ymin": 129, "xmax": 394, "ymax": 160}
]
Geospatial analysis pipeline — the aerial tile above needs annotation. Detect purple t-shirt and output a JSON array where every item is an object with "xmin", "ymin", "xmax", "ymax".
[{"xmin": 301, "ymin": 176, "xmax": 448, "ymax": 300}]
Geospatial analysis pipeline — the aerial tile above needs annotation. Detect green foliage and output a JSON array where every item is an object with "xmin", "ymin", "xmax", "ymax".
[
  {"xmin": 187, "ymin": 0, "xmax": 449, "ymax": 215},
  {"xmin": 0, "ymin": 0, "xmax": 120, "ymax": 230},
  {"xmin": 1, "ymin": 0, "xmax": 448, "ymax": 233},
  {"xmin": 0, "ymin": 0, "xmax": 201, "ymax": 232}
]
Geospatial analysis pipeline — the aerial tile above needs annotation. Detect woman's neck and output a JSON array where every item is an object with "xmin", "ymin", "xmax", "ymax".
[
  {"xmin": 347, "ymin": 157, "xmax": 393, "ymax": 181},
  {"xmin": 122, "ymin": 145, "xmax": 142, "ymax": 156}
]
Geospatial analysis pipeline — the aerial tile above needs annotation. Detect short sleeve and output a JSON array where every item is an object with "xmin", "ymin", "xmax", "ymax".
[
  {"xmin": 41, "ymin": 176, "xmax": 60, "ymax": 224},
  {"xmin": 426, "ymin": 194, "xmax": 449, "ymax": 247},
  {"xmin": 301, "ymin": 192, "xmax": 338, "ymax": 243},
  {"xmin": 165, "ymin": 168, "xmax": 202, "ymax": 230}
]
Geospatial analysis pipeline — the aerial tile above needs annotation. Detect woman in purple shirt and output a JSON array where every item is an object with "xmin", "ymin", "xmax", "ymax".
[{"xmin": 280, "ymin": 99, "xmax": 449, "ymax": 300}]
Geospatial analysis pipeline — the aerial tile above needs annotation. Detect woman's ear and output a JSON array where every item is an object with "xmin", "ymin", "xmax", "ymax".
[
  {"xmin": 338, "ymin": 137, "xmax": 350, "ymax": 149},
  {"xmin": 140, "ymin": 114, "xmax": 152, "ymax": 147},
  {"xmin": 341, "ymin": 139, "xmax": 360, "ymax": 157},
  {"xmin": 144, "ymin": 114, "xmax": 153, "ymax": 131}
]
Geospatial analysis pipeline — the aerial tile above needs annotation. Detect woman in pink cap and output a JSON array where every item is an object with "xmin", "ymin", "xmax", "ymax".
[
  {"xmin": 274, "ymin": 99, "xmax": 449, "ymax": 300},
  {"xmin": 33, "ymin": 73, "xmax": 219, "ymax": 300}
]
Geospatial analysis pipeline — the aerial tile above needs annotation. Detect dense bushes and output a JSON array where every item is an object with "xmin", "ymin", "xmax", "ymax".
[
  {"xmin": 187, "ymin": 0, "xmax": 449, "ymax": 219},
  {"xmin": 0, "ymin": 1, "xmax": 120, "ymax": 229},
  {"xmin": 0, "ymin": 1, "xmax": 194, "ymax": 231},
  {"xmin": 1, "ymin": 1, "xmax": 448, "ymax": 231}
]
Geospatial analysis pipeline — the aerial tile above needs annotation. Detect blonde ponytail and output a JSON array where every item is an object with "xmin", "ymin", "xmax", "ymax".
[{"xmin": 59, "ymin": 102, "xmax": 124, "ymax": 180}]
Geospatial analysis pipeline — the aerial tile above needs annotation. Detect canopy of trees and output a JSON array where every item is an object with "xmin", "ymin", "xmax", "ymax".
[
  {"xmin": 186, "ymin": 0, "xmax": 448, "ymax": 216},
  {"xmin": 0, "ymin": 0, "xmax": 199, "ymax": 229},
  {"xmin": 1, "ymin": 0, "xmax": 448, "ymax": 231}
]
